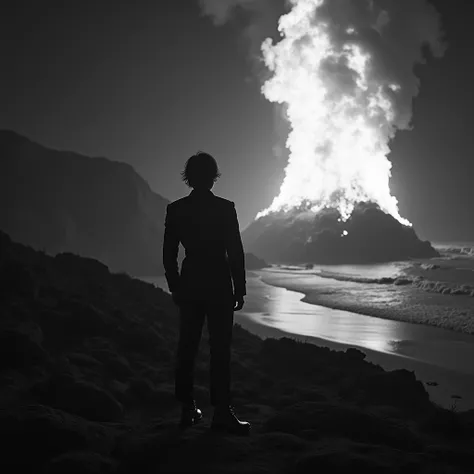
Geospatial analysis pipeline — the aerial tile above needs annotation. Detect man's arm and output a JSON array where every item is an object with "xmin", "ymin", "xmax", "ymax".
[
  {"xmin": 162, "ymin": 204, "xmax": 180, "ymax": 294},
  {"xmin": 226, "ymin": 202, "xmax": 246, "ymax": 304}
]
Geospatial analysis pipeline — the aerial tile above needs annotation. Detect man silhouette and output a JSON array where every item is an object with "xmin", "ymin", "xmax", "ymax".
[{"xmin": 163, "ymin": 151, "xmax": 250, "ymax": 434}]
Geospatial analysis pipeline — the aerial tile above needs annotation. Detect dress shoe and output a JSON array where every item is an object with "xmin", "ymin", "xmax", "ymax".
[
  {"xmin": 179, "ymin": 401, "xmax": 203, "ymax": 428},
  {"xmin": 211, "ymin": 405, "xmax": 250, "ymax": 435}
]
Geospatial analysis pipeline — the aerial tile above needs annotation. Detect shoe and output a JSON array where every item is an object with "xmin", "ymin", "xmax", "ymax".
[
  {"xmin": 179, "ymin": 401, "xmax": 203, "ymax": 429},
  {"xmin": 211, "ymin": 406, "xmax": 251, "ymax": 435}
]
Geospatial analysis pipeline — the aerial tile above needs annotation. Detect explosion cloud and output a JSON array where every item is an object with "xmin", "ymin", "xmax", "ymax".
[{"xmin": 200, "ymin": 0, "xmax": 445, "ymax": 225}]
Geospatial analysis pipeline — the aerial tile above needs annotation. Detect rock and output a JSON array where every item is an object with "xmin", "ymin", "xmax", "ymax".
[
  {"xmin": 45, "ymin": 451, "xmax": 118, "ymax": 474},
  {"xmin": 117, "ymin": 325, "xmax": 165, "ymax": 357},
  {"xmin": 349, "ymin": 369, "xmax": 430, "ymax": 413},
  {"xmin": 67, "ymin": 353, "xmax": 102, "ymax": 368},
  {"xmin": 425, "ymin": 444, "xmax": 474, "ymax": 469},
  {"xmin": 243, "ymin": 202, "xmax": 439, "ymax": 264},
  {"xmin": 420, "ymin": 405, "xmax": 468, "ymax": 439},
  {"xmin": 109, "ymin": 380, "xmax": 129, "ymax": 405},
  {"xmin": 127, "ymin": 378, "xmax": 157, "ymax": 403},
  {"xmin": 57, "ymin": 299, "xmax": 112, "ymax": 337},
  {"xmin": 345, "ymin": 347, "xmax": 366, "ymax": 361},
  {"xmin": 0, "ymin": 322, "xmax": 48, "ymax": 370},
  {"xmin": 107, "ymin": 356, "xmax": 134, "ymax": 381},
  {"xmin": 84, "ymin": 337, "xmax": 115, "ymax": 352},
  {"xmin": 257, "ymin": 432, "xmax": 308, "ymax": 453},
  {"xmin": 150, "ymin": 384, "xmax": 176, "ymax": 408},
  {"xmin": 293, "ymin": 445, "xmax": 422, "ymax": 474},
  {"xmin": 294, "ymin": 450, "xmax": 391, "ymax": 474},
  {"xmin": 0, "ymin": 260, "xmax": 37, "ymax": 300},
  {"xmin": 89, "ymin": 349, "xmax": 133, "ymax": 381},
  {"xmin": 0, "ymin": 405, "xmax": 119, "ymax": 472},
  {"xmin": 38, "ymin": 304, "xmax": 112, "ymax": 352},
  {"xmin": 53, "ymin": 380, "xmax": 123, "ymax": 422},
  {"xmin": 264, "ymin": 402, "xmax": 423, "ymax": 451},
  {"xmin": 0, "ymin": 405, "xmax": 90, "ymax": 470}
]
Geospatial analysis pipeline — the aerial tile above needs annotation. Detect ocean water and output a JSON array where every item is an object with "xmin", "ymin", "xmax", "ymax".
[
  {"xmin": 146, "ymin": 258, "xmax": 474, "ymax": 375},
  {"xmin": 271, "ymin": 241, "xmax": 474, "ymax": 287},
  {"xmin": 259, "ymin": 242, "xmax": 474, "ymax": 334}
]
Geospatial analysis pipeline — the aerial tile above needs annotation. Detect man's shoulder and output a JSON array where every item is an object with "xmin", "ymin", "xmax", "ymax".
[
  {"xmin": 167, "ymin": 196, "xmax": 190, "ymax": 210},
  {"xmin": 167, "ymin": 194, "xmax": 234, "ymax": 213},
  {"xmin": 212, "ymin": 195, "xmax": 234, "ymax": 208}
]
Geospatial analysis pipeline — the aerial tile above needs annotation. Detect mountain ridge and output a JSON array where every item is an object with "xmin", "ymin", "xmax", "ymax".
[{"xmin": 0, "ymin": 129, "xmax": 169, "ymax": 276}]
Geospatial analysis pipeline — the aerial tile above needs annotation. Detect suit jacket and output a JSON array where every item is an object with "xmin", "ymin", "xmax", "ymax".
[{"xmin": 163, "ymin": 189, "xmax": 246, "ymax": 302}]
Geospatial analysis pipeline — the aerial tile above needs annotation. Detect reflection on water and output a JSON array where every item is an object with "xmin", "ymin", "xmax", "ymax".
[
  {"xmin": 241, "ymin": 276, "xmax": 474, "ymax": 374},
  {"xmin": 243, "ymin": 276, "xmax": 407, "ymax": 353},
  {"xmin": 146, "ymin": 275, "xmax": 474, "ymax": 375}
]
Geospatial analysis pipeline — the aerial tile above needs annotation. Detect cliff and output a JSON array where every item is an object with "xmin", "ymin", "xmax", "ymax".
[{"xmin": 0, "ymin": 130, "xmax": 168, "ymax": 275}]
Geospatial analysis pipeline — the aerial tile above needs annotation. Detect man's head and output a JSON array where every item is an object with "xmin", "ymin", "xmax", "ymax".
[{"xmin": 181, "ymin": 151, "xmax": 221, "ymax": 190}]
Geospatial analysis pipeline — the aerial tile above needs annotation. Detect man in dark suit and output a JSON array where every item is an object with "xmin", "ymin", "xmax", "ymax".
[{"xmin": 163, "ymin": 151, "xmax": 250, "ymax": 434}]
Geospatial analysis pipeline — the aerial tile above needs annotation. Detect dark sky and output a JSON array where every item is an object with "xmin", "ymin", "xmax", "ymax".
[{"xmin": 1, "ymin": 0, "xmax": 473, "ymax": 241}]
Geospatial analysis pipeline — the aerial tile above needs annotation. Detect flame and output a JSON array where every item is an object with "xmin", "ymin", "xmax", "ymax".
[{"xmin": 256, "ymin": 0, "xmax": 411, "ymax": 226}]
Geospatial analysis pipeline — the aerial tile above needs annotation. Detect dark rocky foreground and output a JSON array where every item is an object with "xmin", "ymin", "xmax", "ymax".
[
  {"xmin": 243, "ymin": 202, "xmax": 439, "ymax": 264},
  {"xmin": 1, "ymin": 230, "xmax": 473, "ymax": 474}
]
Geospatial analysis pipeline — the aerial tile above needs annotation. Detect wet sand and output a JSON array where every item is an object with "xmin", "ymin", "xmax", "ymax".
[{"xmin": 237, "ymin": 274, "xmax": 474, "ymax": 411}]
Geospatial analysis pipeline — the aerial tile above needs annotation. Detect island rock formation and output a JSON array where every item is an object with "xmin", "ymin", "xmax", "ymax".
[{"xmin": 243, "ymin": 202, "xmax": 438, "ymax": 264}]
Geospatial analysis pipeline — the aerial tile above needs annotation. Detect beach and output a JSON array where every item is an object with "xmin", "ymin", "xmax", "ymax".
[
  {"xmin": 149, "ymin": 246, "xmax": 474, "ymax": 410},
  {"xmin": 258, "ymin": 250, "xmax": 474, "ymax": 335},
  {"xmin": 234, "ymin": 274, "xmax": 474, "ymax": 411}
]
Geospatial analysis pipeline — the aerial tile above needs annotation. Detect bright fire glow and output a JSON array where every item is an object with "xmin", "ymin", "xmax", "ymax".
[{"xmin": 257, "ymin": 0, "xmax": 411, "ymax": 226}]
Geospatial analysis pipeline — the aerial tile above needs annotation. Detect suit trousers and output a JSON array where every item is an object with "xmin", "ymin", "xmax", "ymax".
[{"xmin": 175, "ymin": 299, "xmax": 234, "ymax": 407}]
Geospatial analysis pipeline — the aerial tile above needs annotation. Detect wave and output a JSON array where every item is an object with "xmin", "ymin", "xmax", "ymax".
[
  {"xmin": 317, "ymin": 270, "xmax": 474, "ymax": 297},
  {"xmin": 317, "ymin": 270, "xmax": 401, "ymax": 285},
  {"xmin": 434, "ymin": 245, "xmax": 474, "ymax": 259},
  {"xmin": 412, "ymin": 278, "xmax": 474, "ymax": 296}
]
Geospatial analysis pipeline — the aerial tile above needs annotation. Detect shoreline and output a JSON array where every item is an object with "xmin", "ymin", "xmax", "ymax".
[
  {"xmin": 239, "ymin": 272, "xmax": 474, "ymax": 411},
  {"xmin": 258, "ymin": 269, "xmax": 474, "ymax": 335},
  {"xmin": 147, "ymin": 273, "xmax": 474, "ymax": 410},
  {"xmin": 236, "ymin": 299, "xmax": 474, "ymax": 412}
]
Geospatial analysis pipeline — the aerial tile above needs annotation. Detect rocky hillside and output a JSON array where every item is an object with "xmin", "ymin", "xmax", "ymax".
[
  {"xmin": 0, "ymin": 130, "xmax": 168, "ymax": 276},
  {"xmin": 1, "ymin": 230, "xmax": 473, "ymax": 473}
]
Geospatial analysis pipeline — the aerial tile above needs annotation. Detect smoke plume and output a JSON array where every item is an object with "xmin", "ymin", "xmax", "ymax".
[{"xmin": 199, "ymin": 0, "xmax": 445, "ymax": 224}]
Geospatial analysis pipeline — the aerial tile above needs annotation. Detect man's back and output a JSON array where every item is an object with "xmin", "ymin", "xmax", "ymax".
[
  {"xmin": 163, "ymin": 189, "xmax": 246, "ymax": 301},
  {"xmin": 163, "ymin": 151, "xmax": 250, "ymax": 434}
]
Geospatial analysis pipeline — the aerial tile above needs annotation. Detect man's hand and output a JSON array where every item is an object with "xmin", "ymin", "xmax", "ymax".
[
  {"xmin": 233, "ymin": 295, "xmax": 245, "ymax": 311},
  {"xmin": 172, "ymin": 291, "xmax": 183, "ymax": 306}
]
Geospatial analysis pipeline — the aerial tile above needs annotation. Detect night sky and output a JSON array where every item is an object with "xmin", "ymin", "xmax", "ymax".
[{"xmin": 1, "ymin": 0, "xmax": 473, "ymax": 241}]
